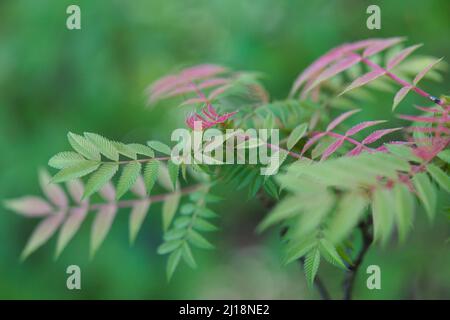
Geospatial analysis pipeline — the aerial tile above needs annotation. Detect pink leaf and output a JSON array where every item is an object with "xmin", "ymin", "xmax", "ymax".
[
  {"xmin": 413, "ymin": 58, "xmax": 443, "ymax": 85},
  {"xmin": 21, "ymin": 211, "xmax": 65, "ymax": 260},
  {"xmin": 327, "ymin": 109, "xmax": 360, "ymax": 131},
  {"xmin": 340, "ymin": 69, "xmax": 385, "ymax": 95},
  {"xmin": 208, "ymin": 84, "xmax": 232, "ymax": 100},
  {"xmin": 301, "ymin": 132, "xmax": 327, "ymax": 155},
  {"xmin": 387, "ymin": 44, "xmax": 422, "ymax": 69},
  {"xmin": 347, "ymin": 145, "xmax": 364, "ymax": 156},
  {"xmin": 414, "ymin": 105, "xmax": 443, "ymax": 113},
  {"xmin": 99, "ymin": 182, "xmax": 116, "ymax": 202},
  {"xmin": 398, "ymin": 114, "xmax": 449, "ymax": 123},
  {"xmin": 66, "ymin": 179, "xmax": 86, "ymax": 204},
  {"xmin": 39, "ymin": 169, "xmax": 68, "ymax": 208},
  {"xmin": 129, "ymin": 199, "xmax": 151, "ymax": 244},
  {"xmin": 179, "ymin": 97, "xmax": 209, "ymax": 106},
  {"xmin": 91, "ymin": 204, "xmax": 117, "ymax": 257},
  {"xmin": 392, "ymin": 86, "xmax": 412, "ymax": 110},
  {"xmin": 361, "ymin": 128, "xmax": 401, "ymax": 144},
  {"xmin": 345, "ymin": 120, "xmax": 386, "ymax": 136},
  {"xmin": 321, "ymin": 138, "xmax": 345, "ymax": 160},
  {"xmin": 289, "ymin": 39, "xmax": 377, "ymax": 96},
  {"xmin": 309, "ymin": 55, "xmax": 361, "ymax": 91},
  {"xmin": 363, "ymin": 37, "xmax": 404, "ymax": 57},
  {"xmin": 131, "ymin": 175, "xmax": 147, "ymax": 198},
  {"xmin": 56, "ymin": 206, "xmax": 88, "ymax": 257},
  {"xmin": 4, "ymin": 196, "xmax": 53, "ymax": 217}
]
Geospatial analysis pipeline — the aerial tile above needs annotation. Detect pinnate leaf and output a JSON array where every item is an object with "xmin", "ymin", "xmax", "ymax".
[
  {"xmin": 83, "ymin": 163, "xmax": 119, "ymax": 199},
  {"xmin": 68, "ymin": 132, "xmax": 100, "ymax": 161},
  {"xmin": 287, "ymin": 123, "xmax": 308, "ymax": 150},
  {"xmin": 116, "ymin": 161, "xmax": 142, "ymax": 200},
  {"xmin": 48, "ymin": 152, "xmax": 85, "ymax": 169},
  {"xmin": 90, "ymin": 204, "xmax": 117, "ymax": 258},
  {"xmin": 52, "ymin": 160, "xmax": 100, "ymax": 183},
  {"xmin": 21, "ymin": 211, "xmax": 65, "ymax": 260},
  {"xmin": 85, "ymin": 133, "xmax": 119, "ymax": 161}
]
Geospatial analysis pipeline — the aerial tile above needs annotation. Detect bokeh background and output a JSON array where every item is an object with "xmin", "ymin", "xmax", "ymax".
[{"xmin": 0, "ymin": 0, "xmax": 449, "ymax": 299}]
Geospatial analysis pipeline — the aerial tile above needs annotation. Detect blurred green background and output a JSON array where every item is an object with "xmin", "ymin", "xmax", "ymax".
[{"xmin": 0, "ymin": 0, "xmax": 449, "ymax": 299}]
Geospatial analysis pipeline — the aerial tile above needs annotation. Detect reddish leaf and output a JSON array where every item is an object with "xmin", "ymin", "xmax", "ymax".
[
  {"xmin": 289, "ymin": 39, "xmax": 377, "ymax": 96},
  {"xmin": 131, "ymin": 175, "xmax": 147, "ymax": 198},
  {"xmin": 301, "ymin": 132, "xmax": 327, "ymax": 155},
  {"xmin": 309, "ymin": 55, "xmax": 361, "ymax": 91},
  {"xmin": 91, "ymin": 204, "xmax": 117, "ymax": 257},
  {"xmin": 398, "ymin": 114, "xmax": 449, "ymax": 123},
  {"xmin": 392, "ymin": 86, "xmax": 412, "ymax": 110},
  {"xmin": 21, "ymin": 211, "xmax": 65, "ymax": 260},
  {"xmin": 340, "ymin": 69, "xmax": 385, "ymax": 95},
  {"xmin": 363, "ymin": 38, "xmax": 404, "ymax": 57},
  {"xmin": 413, "ymin": 58, "xmax": 443, "ymax": 85},
  {"xmin": 4, "ymin": 196, "xmax": 53, "ymax": 217},
  {"xmin": 321, "ymin": 138, "xmax": 345, "ymax": 160},
  {"xmin": 387, "ymin": 44, "xmax": 422, "ymax": 69},
  {"xmin": 56, "ymin": 206, "xmax": 88, "ymax": 257},
  {"xmin": 347, "ymin": 145, "xmax": 364, "ymax": 156},
  {"xmin": 99, "ymin": 182, "xmax": 116, "ymax": 202},
  {"xmin": 66, "ymin": 179, "xmax": 85, "ymax": 204},
  {"xmin": 345, "ymin": 120, "xmax": 386, "ymax": 136},
  {"xmin": 39, "ymin": 169, "xmax": 68, "ymax": 208},
  {"xmin": 326, "ymin": 109, "xmax": 360, "ymax": 131},
  {"xmin": 362, "ymin": 128, "xmax": 401, "ymax": 144}
]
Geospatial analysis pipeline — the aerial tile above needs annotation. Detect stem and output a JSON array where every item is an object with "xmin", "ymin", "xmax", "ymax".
[
  {"xmin": 342, "ymin": 217, "xmax": 373, "ymax": 300},
  {"xmin": 356, "ymin": 54, "xmax": 445, "ymax": 106}
]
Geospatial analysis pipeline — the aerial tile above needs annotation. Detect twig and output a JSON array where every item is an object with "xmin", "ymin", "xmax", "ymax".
[{"xmin": 342, "ymin": 217, "xmax": 373, "ymax": 300}]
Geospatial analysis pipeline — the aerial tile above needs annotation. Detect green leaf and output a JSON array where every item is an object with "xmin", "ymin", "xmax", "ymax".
[
  {"xmin": 427, "ymin": 164, "xmax": 450, "ymax": 192},
  {"xmin": 319, "ymin": 238, "xmax": 347, "ymax": 270},
  {"xmin": 48, "ymin": 152, "xmax": 85, "ymax": 169},
  {"xmin": 257, "ymin": 196, "xmax": 303, "ymax": 232},
  {"xmin": 128, "ymin": 143, "xmax": 155, "ymax": 158},
  {"xmin": 393, "ymin": 183, "xmax": 414, "ymax": 242},
  {"xmin": 68, "ymin": 132, "xmax": 101, "ymax": 161},
  {"xmin": 328, "ymin": 192, "xmax": 367, "ymax": 244},
  {"xmin": 116, "ymin": 161, "xmax": 142, "ymax": 199},
  {"xmin": 193, "ymin": 218, "xmax": 218, "ymax": 232},
  {"xmin": 304, "ymin": 247, "xmax": 320, "ymax": 288},
  {"xmin": 182, "ymin": 243, "xmax": 197, "ymax": 269},
  {"xmin": 437, "ymin": 150, "xmax": 450, "ymax": 164},
  {"xmin": 143, "ymin": 159, "xmax": 160, "ymax": 194},
  {"xmin": 413, "ymin": 172, "xmax": 437, "ymax": 220},
  {"xmin": 167, "ymin": 160, "xmax": 180, "ymax": 190},
  {"xmin": 162, "ymin": 192, "xmax": 180, "ymax": 231},
  {"xmin": 386, "ymin": 144, "xmax": 421, "ymax": 162},
  {"xmin": 83, "ymin": 163, "xmax": 119, "ymax": 199},
  {"xmin": 287, "ymin": 123, "xmax": 308, "ymax": 150},
  {"xmin": 283, "ymin": 236, "xmax": 316, "ymax": 265},
  {"xmin": 129, "ymin": 200, "xmax": 151, "ymax": 244},
  {"xmin": 163, "ymin": 228, "xmax": 186, "ymax": 241},
  {"xmin": 371, "ymin": 188, "xmax": 395, "ymax": 244},
  {"xmin": 90, "ymin": 204, "xmax": 117, "ymax": 258},
  {"xmin": 113, "ymin": 142, "xmax": 137, "ymax": 159},
  {"xmin": 52, "ymin": 160, "xmax": 100, "ymax": 183},
  {"xmin": 147, "ymin": 140, "xmax": 172, "ymax": 155},
  {"xmin": 180, "ymin": 203, "xmax": 196, "ymax": 215},
  {"xmin": 166, "ymin": 248, "xmax": 182, "ymax": 280},
  {"xmin": 157, "ymin": 239, "xmax": 183, "ymax": 255},
  {"xmin": 85, "ymin": 132, "xmax": 119, "ymax": 161},
  {"xmin": 187, "ymin": 230, "xmax": 214, "ymax": 249}
]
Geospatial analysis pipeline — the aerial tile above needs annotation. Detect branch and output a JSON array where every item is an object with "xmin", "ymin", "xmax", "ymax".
[{"xmin": 342, "ymin": 217, "xmax": 373, "ymax": 300}]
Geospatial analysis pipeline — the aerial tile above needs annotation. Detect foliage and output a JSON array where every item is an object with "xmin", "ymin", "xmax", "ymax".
[{"xmin": 4, "ymin": 38, "xmax": 449, "ymax": 295}]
